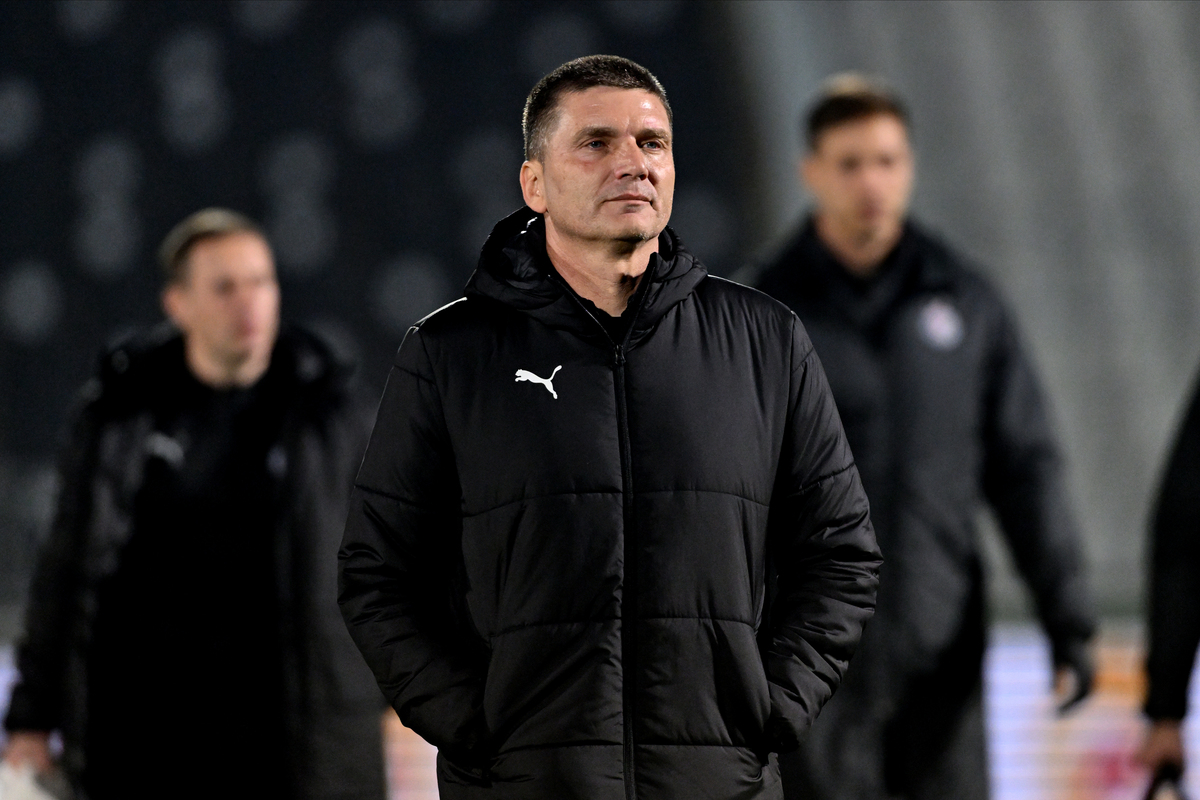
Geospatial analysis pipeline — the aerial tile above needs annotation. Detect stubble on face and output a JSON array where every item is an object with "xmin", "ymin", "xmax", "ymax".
[{"xmin": 527, "ymin": 87, "xmax": 675, "ymax": 256}]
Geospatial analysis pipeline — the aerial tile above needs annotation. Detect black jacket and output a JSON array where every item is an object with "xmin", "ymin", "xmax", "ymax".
[
  {"xmin": 6, "ymin": 326, "xmax": 385, "ymax": 800},
  {"xmin": 338, "ymin": 209, "xmax": 882, "ymax": 800},
  {"xmin": 1146, "ymin": 371, "xmax": 1200, "ymax": 720},
  {"xmin": 756, "ymin": 219, "xmax": 1096, "ymax": 690}
]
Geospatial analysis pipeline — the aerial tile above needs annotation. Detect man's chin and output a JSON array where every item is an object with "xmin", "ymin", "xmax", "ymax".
[
  {"xmin": 615, "ymin": 230, "xmax": 655, "ymax": 245},
  {"xmin": 854, "ymin": 213, "xmax": 902, "ymax": 239},
  {"xmin": 611, "ymin": 221, "xmax": 664, "ymax": 245},
  {"xmin": 226, "ymin": 337, "xmax": 275, "ymax": 366}
]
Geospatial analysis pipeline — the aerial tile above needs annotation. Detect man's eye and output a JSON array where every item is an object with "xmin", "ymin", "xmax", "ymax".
[
  {"xmin": 586, "ymin": 140, "xmax": 604, "ymax": 149},
  {"xmin": 642, "ymin": 140, "xmax": 662, "ymax": 150}
]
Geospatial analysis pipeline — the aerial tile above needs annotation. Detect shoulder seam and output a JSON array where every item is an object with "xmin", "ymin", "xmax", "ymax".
[
  {"xmin": 394, "ymin": 364, "xmax": 434, "ymax": 385},
  {"xmin": 792, "ymin": 315, "xmax": 815, "ymax": 368}
]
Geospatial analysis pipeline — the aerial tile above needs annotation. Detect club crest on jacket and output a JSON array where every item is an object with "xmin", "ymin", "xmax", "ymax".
[{"xmin": 918, "ymin": 298, "xmax": 964, "ymax": 351}]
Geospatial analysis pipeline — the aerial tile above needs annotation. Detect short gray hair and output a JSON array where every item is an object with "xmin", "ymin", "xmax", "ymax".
[{"xmin": 522, "ymin": 55, "xmax": 672, "ymax": 161}]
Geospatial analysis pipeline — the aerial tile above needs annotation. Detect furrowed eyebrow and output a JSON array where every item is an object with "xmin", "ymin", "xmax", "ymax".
[
  {"xmin": 577, "ymin": 126, "xmax": 618, "ymax": 141},
  {"xmin": 573, "ymin": 125, "xmax": 672, "ymax": 145},
  {"xmin": 640, "ymin": 127, "xmax": 672, "ymax": 144}
]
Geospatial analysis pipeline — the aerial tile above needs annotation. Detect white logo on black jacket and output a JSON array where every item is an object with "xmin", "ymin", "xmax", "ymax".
[{"xmin": 514, "ymin": 365, "xmax": 562, "ymax": 399}]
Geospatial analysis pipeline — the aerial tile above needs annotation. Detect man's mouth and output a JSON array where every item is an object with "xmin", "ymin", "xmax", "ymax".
[{"xmin": 608, "ymin": 193, "xmax": 653, "ymax": 204}]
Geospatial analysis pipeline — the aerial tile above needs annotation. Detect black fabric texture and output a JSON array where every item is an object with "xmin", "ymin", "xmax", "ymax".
[
  {"xmin": 1145, "ymin": 371, "xmax": 1200, "ymax": 720},
  {"xmin": 85, "ymin": 341, "xmax": 288, "ymax": 790},
  {"xmin": 338, "ymin": 207, "xmax": 882, "ymax": 800},
  {"xmin": 756, "ymin": 217, "xmax": 1097, "ymax": 800},
  {"xmin": 575, "ymin": 293, "xmax": 638, "ymax": 344},
  {"xmin": 5, "ymin": 325, "xmax": 387, "ymax": 800}
]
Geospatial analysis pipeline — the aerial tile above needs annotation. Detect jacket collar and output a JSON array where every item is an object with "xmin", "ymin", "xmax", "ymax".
[
  {"xmin": 464, "ymin": 207, "xmax": 707, "ymax": 346},
  {"xmin": 784, "ymin": 214, "xmax": 955, "ymax": 295},
  {"xmin": 95, "ymin": 323, "xmax": 349, "ymax": 412}
]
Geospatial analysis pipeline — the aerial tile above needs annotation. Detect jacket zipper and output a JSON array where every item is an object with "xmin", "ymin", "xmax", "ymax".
[
  {"xmin": 613, "ymin": 281, "xmax": 650, "ymax": 800},
  {"xmin": 546, "ymin": 259, "xmax": 656, "ymax": 800},
  {"xmin": 613, "ymin": 342, "xmax": 637, "ymax": 800}
]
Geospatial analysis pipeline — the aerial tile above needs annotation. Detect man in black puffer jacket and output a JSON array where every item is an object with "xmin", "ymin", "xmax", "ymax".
[
  {"xmin": 338, "ymin": 56, "xmax": 881, "ymax": 800},
  {"xmin": 3, "ymin": 209, "xmax": 386, "ymax": 799},
  {"xmin": 754, "ymin": 75, "xmax": 1097, "ymax": 800}
]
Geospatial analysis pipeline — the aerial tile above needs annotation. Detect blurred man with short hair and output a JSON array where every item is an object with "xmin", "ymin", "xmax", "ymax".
[
  {"xmin": 755, "ymin": 75, "xmax": 1098, "ymax": 800},
  {"xmin": 3, "ymin": 209, "xmax": 386, "ymax": 799}
]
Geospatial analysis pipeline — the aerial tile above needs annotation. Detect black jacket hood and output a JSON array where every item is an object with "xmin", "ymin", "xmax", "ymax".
[
  {"xmin": 765, "ymin": 216, "xmax": 957, "ymax": 299},
  {"xmin": 91, "ymin": 323, "xmax": 353, "ymax": 416},
  {"xmin": 464, "ymin": 206, "xmax": 707, "ymax": 346}
]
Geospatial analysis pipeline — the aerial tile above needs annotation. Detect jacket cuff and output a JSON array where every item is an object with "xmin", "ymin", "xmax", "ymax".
[
  {"xmin": 3, "ymin": 683, "xmax": 60, "ymax": 733},
  {"xmin": 1050, "ymin": 633, "xmax": 1091, "ymax": 669},
  {"xmin": 1144, "ymin": 693, "xmax": 1189, "ymax": 722},
  {"xmin": 764, "ymin": 714, "xmax": 801, "ymax": 755}
]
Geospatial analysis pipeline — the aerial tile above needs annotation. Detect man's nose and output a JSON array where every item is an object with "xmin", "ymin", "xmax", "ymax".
[
  {"xmin": 863, "ymin": 162, "xmax": 894, "ymax": 186},
  {"xmin": 615, "ymin": 138, "xmax": 648, "ymax": 179},
  {"xmin": 233, "ymin": 285, "xmax": 260, "ymax": 311}
]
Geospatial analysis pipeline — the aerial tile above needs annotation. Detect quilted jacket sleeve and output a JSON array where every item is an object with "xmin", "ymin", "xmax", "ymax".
[
  {"xmin": 763, "ymin": 316, "xmax": 882, "ymax": 751},
  {"xmin": 338, "ymin": 326, "xmax": 487, "ymax": 757},
  {"xmin": 980, "ymin": 301, "xmax": 1096, "ymax": 662},
  {"xmin": 5, "ymin": 384, "xmax": 102, "ymax": 733},
  {"xmin": 1145, "ymin": 374, "xmax": 1200, "ymax": 720}
]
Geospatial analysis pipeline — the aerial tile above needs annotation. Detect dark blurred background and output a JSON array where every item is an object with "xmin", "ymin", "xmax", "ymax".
[
  {"xmin": 1, "ymin": 0, "xmax": 1198, "ymax": 635},
  {"xmin": 0, "ymin": 0, "xmax": 753, "ymax": 628}
]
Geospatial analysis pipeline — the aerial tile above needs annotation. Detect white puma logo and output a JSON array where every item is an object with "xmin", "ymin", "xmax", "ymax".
[{"xmin": 515, "ymin": 365, "xmax": 562, "ymax": 399}]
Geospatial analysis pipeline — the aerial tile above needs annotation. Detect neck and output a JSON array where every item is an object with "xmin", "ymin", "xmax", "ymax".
[
  {"xmin": 813, "ymin": 213, "xmax": 904, "ymax": 279},
  {"xmin": 183, "ymin": 338, "xmax": 271, "ymax": 389},
  {"xmin": 545, "ymin": 226, "xmax": 658, "ymax": 316}
]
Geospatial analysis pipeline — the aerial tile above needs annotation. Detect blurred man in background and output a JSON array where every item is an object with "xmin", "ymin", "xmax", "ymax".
[
  {"xmin": 754, "ymin": 75, "xmax": 1098, "ymax": 800},
  {"xmin": 2, "ymin": 209, "xmax": 385, "ymax": 798},
  {"xmin": 1139, "ymin": 373, "xmax": 1200, "ymax": 790}
]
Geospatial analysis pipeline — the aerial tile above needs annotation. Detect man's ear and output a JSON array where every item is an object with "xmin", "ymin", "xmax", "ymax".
[
  {"xmin": 521, "ymin": 160, "xmax": 548, "ymax": 213},
  {"xmin": 162, "ymin": 285, "xmax": 187, "ymax": 332},
  {"xmin": 799, "ymin": 154, "xmax": 818, "ymax": 193}
]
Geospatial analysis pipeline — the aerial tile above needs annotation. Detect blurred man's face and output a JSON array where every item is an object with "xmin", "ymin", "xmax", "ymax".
[
  {"xmin": 802, "ymin": 113, "xmax": 914, "ymax": 243},
  {"xmin": 164, "ymin": 231, "xmax": 280, "ymax": 384},
  {"xmin": 521, "ymin": 86, "xmax": 675, "ymax": 248}
]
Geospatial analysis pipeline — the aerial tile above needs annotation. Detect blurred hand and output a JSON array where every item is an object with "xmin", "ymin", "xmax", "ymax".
[
  {"xmin": 1052, "ymin": 639, "xmax": 1095, "ymax": 715},
  {"xmin": 2, "ymin": 731, "xmax": 52, "ymax": 774},
  {"xmin": 1138, "ymin": 720, "xmax": 1185, "ymax": 772}
]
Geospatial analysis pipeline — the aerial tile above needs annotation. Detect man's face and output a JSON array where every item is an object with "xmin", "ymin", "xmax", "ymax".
[
  {"xmin": 802, "ymin": 113, "xmax": 914, "ymax": 240},
  {"xmin": 164, "ymin": 231, "xmax": 280, "ymax": 375},
  {"xmin": 521, "ymin": 86, "xmax": 674, "ymax": 247}
]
